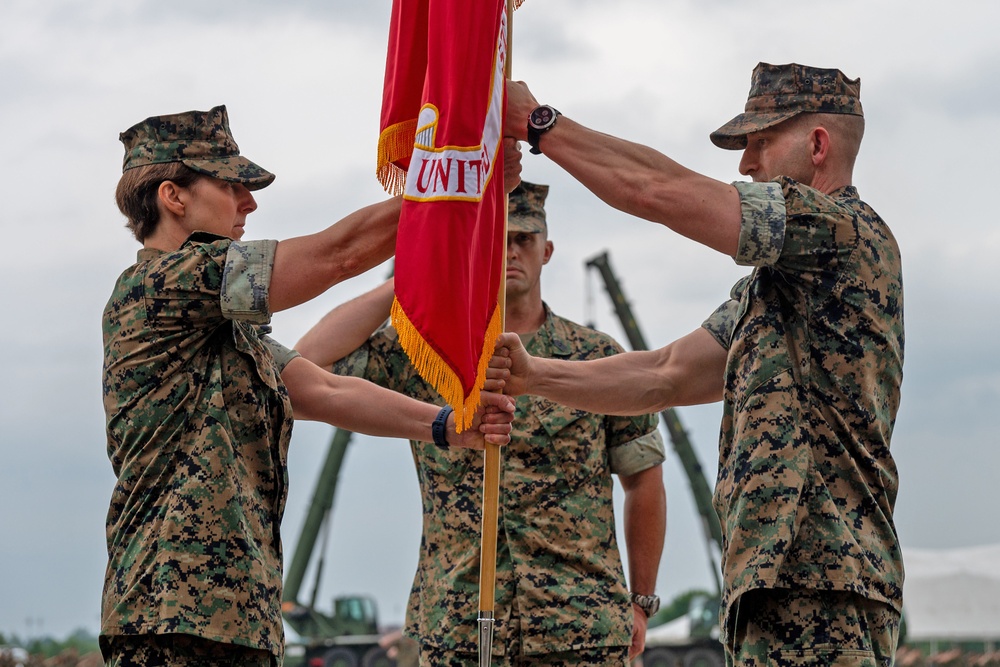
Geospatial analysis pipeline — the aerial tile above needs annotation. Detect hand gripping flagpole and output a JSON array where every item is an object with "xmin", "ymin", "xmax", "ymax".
[{"xmin": 479, "ymin": 3, "xmax": 514, "ymax": 665}]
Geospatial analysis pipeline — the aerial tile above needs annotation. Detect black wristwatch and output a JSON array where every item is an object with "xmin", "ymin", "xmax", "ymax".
[
  {"xmin": 630, "ymin": 592, "xmax": 660, "ymax": 618},
  {"xmin": 527, "ymin": 105, "xmax": 561, "ymax": 155}
]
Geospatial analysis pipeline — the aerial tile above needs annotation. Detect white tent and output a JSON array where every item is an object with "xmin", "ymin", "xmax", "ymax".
[
  {"xmin": 902, "ymin": 544, "xmax": 1000, "ymax": 643},
  {"xmin": 645, "ymin": 615, "xmax": 694, "ymax": 644}
]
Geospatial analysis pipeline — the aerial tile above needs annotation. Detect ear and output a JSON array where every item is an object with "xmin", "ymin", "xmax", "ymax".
[
  {"xmin": 811, "ymin": 126, "xmax": 831, "ymax": 167},
  {"xmin": 542, "ymin": 239, "xmax": 554, "ymax": 264},
  {"xmin": 157, "ymin": 180, "xmax": 187, "ymax": 218}
]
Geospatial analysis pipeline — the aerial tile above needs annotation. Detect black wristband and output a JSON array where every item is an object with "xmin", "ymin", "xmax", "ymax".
[{"xmin": 432, "ymin": 405, "xmax": 453, "ymax": 447}]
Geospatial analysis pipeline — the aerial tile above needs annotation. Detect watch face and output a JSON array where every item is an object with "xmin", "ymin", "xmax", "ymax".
[{"xmin": 529, "ymin": 106, "xmax": 557, "ymax": 130}]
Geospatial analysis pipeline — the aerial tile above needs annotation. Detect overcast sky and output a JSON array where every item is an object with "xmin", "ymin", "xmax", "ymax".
[{"xmin": 1, "ymin": 0, "xmax": 998, "ymax": 643}]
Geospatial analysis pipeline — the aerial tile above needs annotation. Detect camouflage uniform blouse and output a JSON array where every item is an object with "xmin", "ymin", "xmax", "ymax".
[
  {"xmin": 334, "ymin": 305, "xmax": 665, "ymax": 656},
  {"xmin": 701, "ymin": 179, "xmax": 904, "ymax": 639},
  {"xmin": 101, "ymin": 232, "xmax": 298, "ymax": 659}
]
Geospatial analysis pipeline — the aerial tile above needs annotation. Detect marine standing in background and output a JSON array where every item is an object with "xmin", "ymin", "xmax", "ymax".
[
  {"xmin": 491, "ymin": 63, "xmax": 905, "ymax": 666},
  {"xmin": 296, "ymin": 181, "xmax": 667, "ymax": 667},
  {"xmin": 101, "ymin": 105, "xmax": 514, "ymax": 667}
]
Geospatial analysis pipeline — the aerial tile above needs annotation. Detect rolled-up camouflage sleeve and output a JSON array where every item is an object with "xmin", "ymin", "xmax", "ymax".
[
  {"xmin": 261, "ymin": 334, "xmax": 300, "ymax": 372},
  {"xmin": 701, "ymin": 274, "xmax": 751, "ymax": 350},
  {"xmin": 331, "ymin": 326, "xmax": 402, "ymax": 390},
  {"xmin": 333, "ymin": 343, "xmax": 373, "ymax": 379},
  {"xmin": 609, "ymin": 428, "xmax": 666, "ymax": 477},
  {"xmin": 733, "ymin": 181, "xmax": 786, "ymax": 267},
  {"xmin": 221, "ymin": 239, "xmax": 279, "ymax": 323}
]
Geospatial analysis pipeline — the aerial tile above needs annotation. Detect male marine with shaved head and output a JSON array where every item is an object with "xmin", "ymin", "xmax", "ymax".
[{"xmin": 492, "ymin": 63, "xmax": 904, "ymax": 666}]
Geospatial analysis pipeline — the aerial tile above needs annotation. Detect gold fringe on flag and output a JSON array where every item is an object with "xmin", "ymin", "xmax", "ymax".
[
  {"xmin": 392, "ymin": 297, "xmax": 504, "ymax": 433},
  {"xmin": 377, "ymin": 119, "xmax": 418, "ymax": 195}
]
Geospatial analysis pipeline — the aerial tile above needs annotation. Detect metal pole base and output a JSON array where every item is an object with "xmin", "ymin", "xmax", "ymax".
[{"xmin": 478, "ymin": 611, "xmax": 495, "ymax": 667}]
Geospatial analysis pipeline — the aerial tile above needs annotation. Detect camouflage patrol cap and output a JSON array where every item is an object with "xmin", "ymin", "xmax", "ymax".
[
  {"xmin": 710, "ymin": 62, "xmax": 863, "ymax": 150},
  {"xmin": 508, "ymin": 181, "xmax": 548, "ymax": 234},
  {"xmin": 120, "ymin": 105, "xmax": 275, "ymax": 190}
]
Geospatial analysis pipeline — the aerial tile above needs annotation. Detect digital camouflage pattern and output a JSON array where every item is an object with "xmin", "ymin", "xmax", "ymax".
[
  {"xmin": 105, "ymin": 633, "xmax": 273, "ymax": 667},
  {"xmin": 101, "ymin": 231, "xmax": 296, "ymax": 661},
  {"xmin": 507, "ymin": 181, "xmax": 548, "ymax": 234},
  {"xmin": 701, "ymin": 178, "xmax": 904, "ymax": 647},
  {"xmin": 710, "ymin": 62, "xmax": 863, "ymax": 150},
  {"xmin": 419, "ymin": 640, "xmax": 628, "ymax": 667},
  {"xmin": 119, "ymin": 105, "xmax": 275, "ymax": 190},
  {"xmin": 334, "ymin": 305, "xmax": 664, "ymax": 658},
  {"xmin": 727, "ymin": 589, "xmax": 899, "ymax": 667}
]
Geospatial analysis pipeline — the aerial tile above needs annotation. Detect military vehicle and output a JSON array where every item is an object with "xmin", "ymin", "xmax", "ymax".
[
  {"xmin": 282, "ymin": 427, "xmax": 395, "ymax": 667},
  {"xmin": 585, "ymin": 252, "xmax": 725, "ymax": 667}
]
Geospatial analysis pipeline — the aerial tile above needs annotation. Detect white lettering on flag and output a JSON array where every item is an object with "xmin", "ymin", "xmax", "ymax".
[{"xmin": 403, "ymin": 10, "xmax": 507, "ymax": 203}]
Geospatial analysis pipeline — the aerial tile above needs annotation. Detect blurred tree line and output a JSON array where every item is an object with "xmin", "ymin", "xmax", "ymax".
[{"xmin": 0, "ymin": 628, "xmax": 99, "ymax": 664}]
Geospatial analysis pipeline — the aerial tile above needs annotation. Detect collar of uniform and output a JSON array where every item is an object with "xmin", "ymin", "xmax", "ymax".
[
  {"xmin": 832, "ymin": 184, "xmax": 859, "ymax": 201},
  {"xmin": 523, "ymin": 302, "xmax": 574, "ymax": 358},
  {"xmin": 774, "ymin": 177, "xmax": 859, "ymax": 203},
  {"xmin": 136, "ymin": 231, "xmax": 230, "ymax": 262},
  {"xmin": 136, "ymin": 246, "xmax": 167, "ymax": 262}
]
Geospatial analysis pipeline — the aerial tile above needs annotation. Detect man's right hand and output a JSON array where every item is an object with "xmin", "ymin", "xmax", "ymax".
[
  {"xmin": 486, "ymin": 332, "xmax": 533, "ymax": 396},
  {"xmin": 448, "ymin": 390, "xmax": 515, "ymax": 449}
]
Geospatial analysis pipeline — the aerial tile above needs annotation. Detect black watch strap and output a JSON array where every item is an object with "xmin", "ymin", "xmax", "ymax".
[{"xmin": 527, "ymin": 105, "xmax": 561, "ymax": 155}]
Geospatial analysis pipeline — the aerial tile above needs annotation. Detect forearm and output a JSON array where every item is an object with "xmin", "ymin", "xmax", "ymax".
[
  {"xmin": 528, "ymin": 350, "xmax": 675, "ymax": 415},
  {"xmin": 283, "ymin": 356, "xmax": 441, "ymax": 441},
  {"xmin": 515, "ymin": 327, "xmax": 726, "ymax": 415},
  {"xmin": 622, "ymin": 465, "xmax": 666, "ymax": 596},
  {"xmin": 296, "ymin": 279, "xmax": 395, "ymax": 367},
  {"xmin": 504, "ymin": 80, "xmax": 741, "ymax": 255},
  {"xmin": 269, "ymin": 196, "xmax": 402, "ymax": 312},
  {"xmin": 538, "ymin": 118, "xmax": 741, "ymax": 256},
  {"xmin": 283, "ymin": 357, "xmax": 513, "ymax": 447}
]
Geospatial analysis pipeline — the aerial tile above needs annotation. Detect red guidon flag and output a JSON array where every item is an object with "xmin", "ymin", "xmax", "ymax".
[{"xmin": 377, "ymin": 0, "xmax": 508, "ymax": 431}]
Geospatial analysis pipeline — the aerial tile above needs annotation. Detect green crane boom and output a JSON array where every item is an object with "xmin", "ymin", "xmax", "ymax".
[
  {"xmin": 283, "ymin": 426, "xmax": 353, "ymax": 606},
  {"xmin": 585, "ymin": 251, "xmax": 723, "ymax": 596},
  {"xmin": 281, "ymin": 427, "xmax": 388, "ymax": 667}
]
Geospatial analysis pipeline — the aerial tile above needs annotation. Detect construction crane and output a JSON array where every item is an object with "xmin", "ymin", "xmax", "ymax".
[
  {"xmin": 281, "ymin": 427, "xmax": 394, "ymax": 667},
  {"xmin": 585, "ymin": 251, "xmax": 724, "ymax": 667}
]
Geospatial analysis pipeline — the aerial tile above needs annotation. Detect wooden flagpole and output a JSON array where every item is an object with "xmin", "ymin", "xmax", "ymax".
[{"xmin": 478, "ymin": 2, "xmax": 513, "ymax": 665}]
